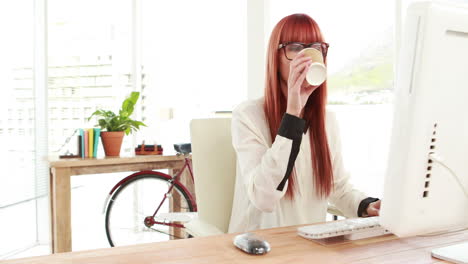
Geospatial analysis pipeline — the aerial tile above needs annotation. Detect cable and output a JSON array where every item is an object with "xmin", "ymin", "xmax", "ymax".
[
  {"xmin": 415, "ymin": 154, "xmax": 468, "ymax": 238},
  {"xmin": 428, "ymin": 153, "xmax": 468, "ymax": 199}
]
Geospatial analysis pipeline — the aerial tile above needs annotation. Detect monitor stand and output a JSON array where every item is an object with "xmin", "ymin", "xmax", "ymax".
[{"xmin": 431, "ymin": 242, "xmax": 468, "ymax": 264}]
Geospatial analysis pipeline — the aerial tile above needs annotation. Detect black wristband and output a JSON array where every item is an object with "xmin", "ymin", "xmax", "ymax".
[
  {"xmin": 277, "ymin": 113, "xmax": 306, "ymax": 140},
  {"xmin": 358, "ymin": 197, "xmax": 380, "ymax": 217}
]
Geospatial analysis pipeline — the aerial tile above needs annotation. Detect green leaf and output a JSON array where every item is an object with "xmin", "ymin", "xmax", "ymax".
[
  {"xmin": 87, "ymin": 110, "xmax": 105, "ymax": 121},
  {"xmin": 121, "ymin": 92, "xmax": 140, "ymax": 116},
  {"xmin": 119, "ymin": 110, "xmax": 129, "ymax": 118},
  {"xmin": 133, "ymin": 121, "xmax": 147, "ymax": 127},
  {"xmin": 98, "ymin": 119, "xmax": 107, "ymax": 129},
  {"xmin": 88, "ymin": 91, "xmax": 144, "ymax": 134}
]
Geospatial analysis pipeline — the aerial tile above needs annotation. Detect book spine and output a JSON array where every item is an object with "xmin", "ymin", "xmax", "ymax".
[
  {"xmin": 79, "ymin": 129, "xmax": 85, "ymax": 158},
  {"xmin": 84, "ymin": 131, "xmax": 89, "ymax": 158},
  {"xmin": 78, "ymin": 135, "xmax": 82, "ymax": 157},
  {"xmin": 93, "ymin": 128, "xmax": 101, "ymax": 157},
  {"xmin": 88, "ymin": 128, "xmax": 94, "ymax": 158}
]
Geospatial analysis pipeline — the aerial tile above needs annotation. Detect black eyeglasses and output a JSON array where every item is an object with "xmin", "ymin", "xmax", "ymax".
[{"xmin": 278, "ymin": 41, "xmax": 329, "ymax": 61}]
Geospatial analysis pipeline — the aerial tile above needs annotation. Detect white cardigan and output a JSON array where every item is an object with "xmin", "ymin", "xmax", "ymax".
[{"xmin": 228, "ymin": 98, "xmax": 368, "ymax": 233}]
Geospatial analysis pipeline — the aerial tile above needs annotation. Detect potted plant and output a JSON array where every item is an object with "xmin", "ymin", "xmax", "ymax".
[{"xmin": 88, "ymin": 91, "xmax": 146, "ymax": 156}]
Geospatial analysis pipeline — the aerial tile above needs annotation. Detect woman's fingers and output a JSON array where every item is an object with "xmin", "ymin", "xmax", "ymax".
[
  {"xmin": 294, "ymin": 63, "xmax": 310, "ymax": 88},
  {"xmin": 374, "ymin": 200, "xmax": 381, "ymax": 209},
  {"xmin": 290, "ymin": 59, "xmax": 312, "ymax": 88},
  {"xmin": 368, "ymin": 207, "xmax": 380, "ymax": 216},
  {"xmin": 290, "ymin": 58, "xmax": 312, "ymax": 79},
  {"xmin": 290, "ymin": 54, "xmax": 311, "ymax": 68},
  {"xmin": 366, "ymin": 201, "xmax": 381, "ymax": 216}
]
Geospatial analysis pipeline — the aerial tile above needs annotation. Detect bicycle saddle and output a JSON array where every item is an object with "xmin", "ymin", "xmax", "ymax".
[{"xmin": 174, "ymin": 143, "xmax": 191, "ymax": 154}]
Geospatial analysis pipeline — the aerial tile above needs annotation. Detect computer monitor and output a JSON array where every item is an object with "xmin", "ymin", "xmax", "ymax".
[{"xmin": 380, "ymin": 0, "xmax": 468, "ymax": 240}]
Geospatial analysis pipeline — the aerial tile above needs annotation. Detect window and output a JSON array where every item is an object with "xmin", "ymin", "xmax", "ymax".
[
  {"xmin": 48, "ymin": 0, "xmax": 133, "ymax": 154},
  {"xmin": 2, "ymin": 0, "xmax": 136, "ymax": 258},
  {"xmin": 140, "ymin": 0, "xmax": 247, "ymax": 148},
  {"xmin": 0, "ymin": 0, "xmax": 36, "ymax": 257},
  {"xmin": 47, "ymin": 0, "xmax": 134, "ymax": 252}
]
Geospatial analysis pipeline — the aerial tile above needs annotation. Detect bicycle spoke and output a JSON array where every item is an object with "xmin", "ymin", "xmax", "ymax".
[{"xmin": 105, "ymin": 174, "xmax": 194, "ymax": 246}]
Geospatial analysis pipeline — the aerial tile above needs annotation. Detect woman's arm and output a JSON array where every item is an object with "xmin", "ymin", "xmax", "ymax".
[{"xmin": 232, "ymin": 108, "xmax": 305, "ymax": 212}]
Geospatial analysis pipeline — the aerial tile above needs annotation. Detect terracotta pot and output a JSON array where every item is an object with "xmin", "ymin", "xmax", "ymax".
[{"xmin": 101, "ymin": 131, "xmax": 125, "ymax": 156}]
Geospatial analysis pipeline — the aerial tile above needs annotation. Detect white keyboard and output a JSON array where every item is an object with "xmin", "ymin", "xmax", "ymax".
[{"xmin": 298, "ymin": 217, "xmax": 390, "ymax": 241}]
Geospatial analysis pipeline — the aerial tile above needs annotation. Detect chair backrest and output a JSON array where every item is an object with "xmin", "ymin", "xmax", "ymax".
[{"xmin": 190, "ymin": 118, "xmax": 236, "ymax": 233}]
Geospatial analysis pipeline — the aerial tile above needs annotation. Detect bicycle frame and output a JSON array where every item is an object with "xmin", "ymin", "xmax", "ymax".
[
  {"xmin": 102, "ymin": 157, "xmax": 198, "ymax": 217},
  {"xmin": 148, "ymin": 157, "xmax": 196, "ymax": 220}
]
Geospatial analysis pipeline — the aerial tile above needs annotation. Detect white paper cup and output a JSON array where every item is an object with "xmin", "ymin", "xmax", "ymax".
[{"xmin": 299, "ymin": 48, "xmax": 327, "ymax": 86}]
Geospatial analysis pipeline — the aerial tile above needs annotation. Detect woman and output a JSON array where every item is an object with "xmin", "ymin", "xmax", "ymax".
[{"xmin": 228, "ymin": 13, "xmax": 380, "ymax": 233}]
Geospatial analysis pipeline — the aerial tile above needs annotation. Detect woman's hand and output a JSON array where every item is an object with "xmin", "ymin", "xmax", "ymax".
[
  {"xmin": 366, "ymin": 200, "xmax": 381, "ymax": 216},
  {"xmin": 286, "ymin": 52, "xmax": 319, "ymax": 117}
]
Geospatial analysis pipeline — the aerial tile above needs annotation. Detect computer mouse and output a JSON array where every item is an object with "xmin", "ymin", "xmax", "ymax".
[{"xmin": 233, "ymin": 232, "xmax": 271, "ymax": 255}]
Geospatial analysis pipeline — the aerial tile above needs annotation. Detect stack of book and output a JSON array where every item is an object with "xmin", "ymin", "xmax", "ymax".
[{"xmin": 78, "ymin": 128, "xmax": 101, "ymax": 158}]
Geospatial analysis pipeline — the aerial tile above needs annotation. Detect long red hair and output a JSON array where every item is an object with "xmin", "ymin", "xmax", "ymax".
[{"xmin": 264, "ymin": 14, "xmax": 333, "ymax": 199}]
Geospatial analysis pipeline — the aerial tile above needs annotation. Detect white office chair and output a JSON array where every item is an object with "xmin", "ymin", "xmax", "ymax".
[{"xmin": 185, "ymin": 118, "xmax": 236, "ymax": 236}]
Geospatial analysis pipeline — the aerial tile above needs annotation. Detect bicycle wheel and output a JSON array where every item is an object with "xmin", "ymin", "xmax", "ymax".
[{"xmin": 105, "ymin": 173, "xmax": 195, "ymax": 247}]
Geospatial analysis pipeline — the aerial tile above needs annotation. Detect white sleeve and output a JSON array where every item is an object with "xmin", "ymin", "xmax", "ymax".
[
  {"xmin": 231, "ymin": 110, "xmax": 304, "ymax": 212},
  {"xmin": 328, "ymin": 113, "xmax": 368, "ymax": 218}
]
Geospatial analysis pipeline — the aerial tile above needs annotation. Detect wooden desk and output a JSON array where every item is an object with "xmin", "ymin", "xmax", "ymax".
[
  {"xmin": 4, "ymin": 224, "xmax": 467, "ymax": 263},
  {"xmin": 48, "ymin": 155, "xmax": 190, "ymax": 254}
]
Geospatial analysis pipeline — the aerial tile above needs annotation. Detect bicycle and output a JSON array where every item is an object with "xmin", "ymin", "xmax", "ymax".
[{"xmin": 103, "ymin": 143, "xmax": 197, "ymax": 247}]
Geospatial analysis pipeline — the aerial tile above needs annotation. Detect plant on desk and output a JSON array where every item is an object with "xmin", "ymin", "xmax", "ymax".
[{"xmin": 88, "ymin": 91, "xmax": 146, "ymax": 156}]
